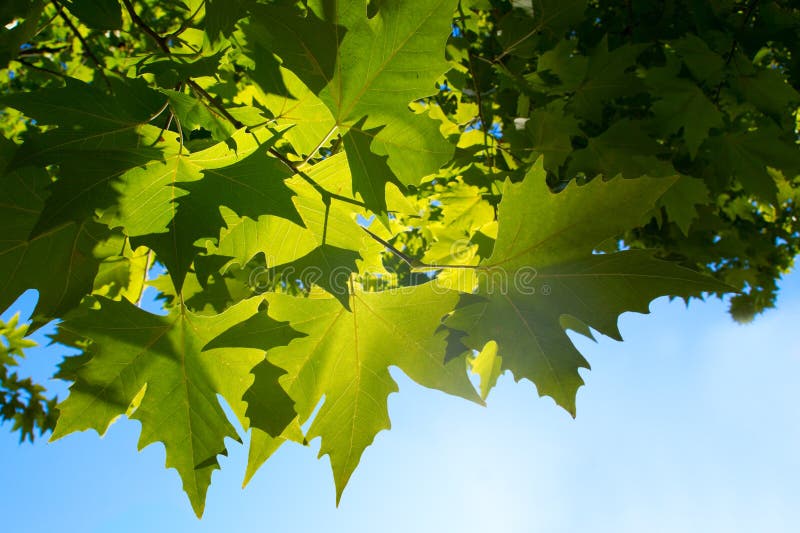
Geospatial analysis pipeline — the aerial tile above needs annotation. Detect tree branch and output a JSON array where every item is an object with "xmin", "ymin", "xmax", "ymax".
[
  {"xmin": 51, "ymin": 0, "xmax": 111, "ymax": 89},
  {"xmin": 121, "ymin": 0, "xmax": 170, "ymax": 54},
  {"xmin": 16, "ymin": 58, "xmax": 69, "ymax": 79},
  {"xmin": 714, "ymin": 0, "xmax": 760, "ymax": 103},
  {"xmin": 457, "ymin": 4, "xmax": 496, "ymax": 171},
  {"xmin": 121, "ymin": 0, "xmax": 366, "ymax": 212}
]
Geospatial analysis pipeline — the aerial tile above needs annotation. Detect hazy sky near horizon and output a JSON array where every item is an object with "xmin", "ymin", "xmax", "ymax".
[{"xmin": 1, "ymin": 270, "xmax": 798, "ymax": 533}]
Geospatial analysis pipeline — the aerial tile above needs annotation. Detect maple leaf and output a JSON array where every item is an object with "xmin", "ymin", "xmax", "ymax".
[
  {"xmin": 64, "ymin": 0, "xmax": 122, "ymax": 30},
  {"xmin": 205, "ymin": 0, "xmax": 254, "ymax": 40},
  {"xmin": 647, "ymin": 67, "xmax": 723, "ymax": 158},
  {"xmin": 446, "ymin": 161, "xmax": 733, "ymax": 413},
  {"xmin": 706, "ymin": 126, "xmax": 800, "ymax": 203},
  {"xmin": 245, "ymin": 0, "xmax": 457, "ymax": 211},
  {"xmin": 3, "ymin": 0, "xmax": 800, "ymax": 516},
  {"xmin": 0, "ymin": 141, "xmax": 119, "ymax": 325},
  {"xmin": 240, "ymin": 62, "xmax": 338, "ymax": 157},
  {"xmin": 497, "ymin": 0, "xmax": 587, "ymax": 57},
  {"xmin": 211, "ymin": 153, "xmax": 385, "ymax": 301},
  {"xmin": 212, "ymin": 284, "xmax": 481, "ymax": 501},
  {"xmin": 470, "ymin": 340, "xmax": 502, "ymax": 401},
  {"xmin": 669, "ymin": 35, "xmax": 725, "ymax": 85},
  {"xmin": 0, "ymin": 78, "xmax": 169, "ymax": 234},
  {"xmin": 526, "ymin": 105, "xmax": 581, "ymax": 172},
  {"xmin": 127, "ymin": 130, "xmax": 301, "ymax": 291},
  {"xmin": 571, "ymin": 37, "xmax": 648, "ymax": 124},
  {"xmin": 656, "ymin": 176, "xmax": 711, "ymax": 236},
  {"xmin": 52, "ymin": 297, "xmax": 303, "ymax": 516},
  {"xmin": 568, "ymin": 119, "xmax": 671, "ymax": 179}
]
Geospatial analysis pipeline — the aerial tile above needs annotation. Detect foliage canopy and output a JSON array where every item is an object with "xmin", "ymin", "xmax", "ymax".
[{"xmin": 1, "ymin": 0, "xmax": 798, "ymax": 516}]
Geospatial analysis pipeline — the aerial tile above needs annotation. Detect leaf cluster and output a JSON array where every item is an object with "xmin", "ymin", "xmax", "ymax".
[
  {"xmin": 0, "ymin": 315, "xmax": 57, "ymax": 442},
  {"xmin": 0, "ymin": 0, "xmax": 797, "ymax": 515}
]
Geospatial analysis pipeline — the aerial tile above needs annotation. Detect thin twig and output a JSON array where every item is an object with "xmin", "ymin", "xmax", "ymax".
[
  {"xmin": 714, "ymin": 0, "xmax": 760, "ymax": 103},
  {"xmin": 243, "ymin": 118, "xmax": 277, "ymax": 132},
  {"xmin": 17, "ymin": 58, "xmax": 69, "ymax": 79},
  {"xmin": 173, "ymin": 111, "xmax": 184, "ymax": 154},
  {"xmin": 169, "ymin": 0, "xmax": 206, "ymax": 39},
  {"xmin": 360, "ymin": 226, "xmax": 477, "ymax": 271},
  {"xmin": 34, "ymin": 10, "xmax": 60, "ymax": 37},
  {"xmin": 187, "ymin": 79, "xmax": 244, "ymax": 127},
  {"xmin": 52, "ymin": 0, "xmax": 112, "ymax": 89},
  {"xmin": 122, "ymin": 0, "xmax": 367, "ymax": 212},
  {"xmin": 457, "ymin": 4, "xmax": 493, "ymax": 170},
  {"xmin": 148, "ymin": 106, "xmax": 175, "ymax": 147},
  {"xmin": 17, "ymin": 45, "xmax": 69, "ymax": 57},
  {"xmin": 494, "ymin": 21, "xmax": 545, "ymax": 62},
  {"xmin": 495, "ymin": 143, "xmax": 524, "ymax": 165},
  {"xmin": 121, "ymin": 0, "xmax": 170, "ymax": 53}
]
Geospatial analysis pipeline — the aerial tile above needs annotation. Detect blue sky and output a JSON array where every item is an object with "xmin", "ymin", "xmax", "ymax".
[{"xmin": 1, "ymin": 270, "xmax": 799, "ymax": 532}]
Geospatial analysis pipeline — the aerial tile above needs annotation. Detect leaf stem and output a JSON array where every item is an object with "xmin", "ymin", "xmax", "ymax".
[
  {"xmin": 360, "ymin": 226, "xmax": 477, "ymax": 271},
  {"xmin": 173, "ymin": 112, "xmax": 184, "ymax": 154},
  {"xmin": 146, "ymin": 99, "xmax": 171, "ymax": 123},
  {"xmin": 301, "ymin": 125, "xmax": 339, "ymax": 166},
  {"xmin": 137, "ymin": 250, "xmax": 154, "ymax": 308},
  {"xmin": 187, "ymin": 79, "xmax": 244, "ymax": 128},
  {"xmin": 51, "ymin": 0, "xmax": 112, "ymax": 89}
]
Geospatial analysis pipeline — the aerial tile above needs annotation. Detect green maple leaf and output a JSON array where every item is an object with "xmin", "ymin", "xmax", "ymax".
[
  {"xmin": 140, "ymin": 52, "xmax": 226, "ymax": 89},
  {"xmin": 205, "ymin": 0, "xmax": 254, "ymax": 40},
  {"xmin": 127, "ymin": 130, "xmax": 301, "ymax": 292},
  {"xmin": 213, "ymin": 284, "xmax": 481, "ymax": 501},
  {"xmin": 568, "ymin": 119, "xmax": 671, "ymax": 179},
  {"xmin": 341, "ymin": 119, "xmax": 398, "ymax": 213},
  {"xmin": 706, "ymin": 126, "xmax": 800, "ymax": 203},
  {"xmin": 294, "ymin": 0, "xmax": 457, "ymax": 124},
  {"xmin": 0, "ymin": 141, "xmax": 118, "ymax": 323},
  {"xmin": 148, "ymin": 258, "xmax": 253, "ymax": 317},
  {"xmin": 0, "ymin": 1, "xmax": 44, "ymax": 66},
  {"xmin": 161, "ymin": 89, "xmax": 236, "ymax": 144},
  {"xmin": 470, "ymin": 340, "xmax": 502, "ymax": 401},
  {"xmin": 669, "ymin": 35, "xmax": 725, "ymax": 85},
  {"xmin": 648, "ymin": 71, "xmax": 723, "ymax": 159},
  {"xmin": 446, "ymin": 161, "xmax": 732, "ymax": 414},
  {"xmin": 571, "ymin": 37, "xmax": 647, "ymax": 124},
  {"xmin": 64, "ymin": 0, "xmax": 122, "ymax": 30},
  {"xmin": 243, "ymin": 419, "xmax": 306, "ymax": 488},
  {"xmin": 526, "ymin": 105, "xmax": 581, "ymax": 172},
  {"xmin": 656, "ymin": 176, "xmax": 710, "ymax": 235},
  {"xmin": 0, "ymin": 78, "xmax": 168, "ymax": 233},
  {"xmin": 245, "ymin": 0, "xmax": 457, "ymax": 211},
  {"xmin": 429, "ymin": 180, "xmax": 495, "ymax": 235},
  {"xmin": 52, "ymin": 297, "xmax": 302, "ymax": 516},
  {"xmin": 497, "ymin": 0, "xmax": 586, "ymax": 57},
  {"xmin": 242, "ymin": 63, "xmax": 337, "ymax": 157},
  {"xmin": 91, "ymin": 243, "xmax": 150, "ymax": 302},
  {"xmin": 526, "ymin": 39, "xmax": 588, "ymax": 93},
  {"xmin": 733, "ymin": 69, "xmax": 800, "ymax": 121},
  {"xmin": 212, "ymin": 153, "xmax": 385, "ymax": 299},
  {"xmin": 103, "ymin": 129, "xmax": 279, "ymax": 240}
]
